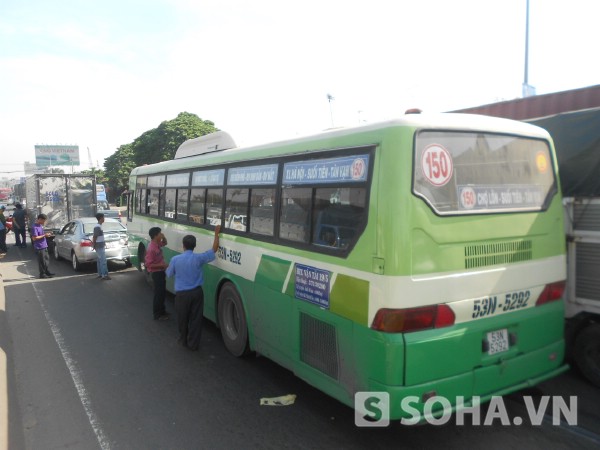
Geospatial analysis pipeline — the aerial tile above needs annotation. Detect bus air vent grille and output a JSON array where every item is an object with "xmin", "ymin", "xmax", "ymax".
[
  {"xmin": 464, "ymin": 240, "xmax": 532, "ymax": 269},
  {"xmin": 300, "ymin": 313, "xmax": 339, "ymax": 380}
]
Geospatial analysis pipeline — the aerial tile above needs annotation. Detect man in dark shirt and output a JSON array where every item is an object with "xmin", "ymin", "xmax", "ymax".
[
  {"xmin": 0, "ymin": 206, "xmax": 7, "ymax": 254},
  {"xmin": 12, "ymin": 203, "xmax": 28, "ymax": 248}
]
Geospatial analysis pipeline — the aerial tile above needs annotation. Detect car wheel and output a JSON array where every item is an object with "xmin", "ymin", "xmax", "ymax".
[
  {"xmin": 71, "ymin": 252, "xmax": 81, "ymax": 272},
  {"xmin": 218, "ymin": 282, "xmax": 250, "ymax": 357},
  {"xmin": 53, "ymin": 243, "xmax": 62, "ymax": 260}
]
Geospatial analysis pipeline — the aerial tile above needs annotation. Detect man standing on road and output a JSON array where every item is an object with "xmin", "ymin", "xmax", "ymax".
[
  {"xmin": 31, "ymin": 214, "xmax": 54, "ymax": 279},
  {"xmin": 92, "ymin": 213, "xmax": 110, "ymax": 280},
  {"xmin": 0, "ymin": 205, "xmax": 8, "ymax": 254},
  {"xmin": 145, "ymin": 227, "xmax": 169, "ymax": 321},
  {"xmin": 12, "ymin": 203, "xmax": 28, "ymax": 248},
  {"xmin": 166, "ymin": 226, "xmax": 220, "ymax": 351}
]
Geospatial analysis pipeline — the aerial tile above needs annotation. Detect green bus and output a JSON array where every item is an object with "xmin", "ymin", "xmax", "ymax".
[{"xmin": 126, "ymin": 112, "xmax": 567, "ymax": 421}]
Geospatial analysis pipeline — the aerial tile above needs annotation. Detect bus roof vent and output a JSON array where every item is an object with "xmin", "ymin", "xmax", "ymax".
[{"xmin": 174, "ymin": 131, "xmax": 237, "ymax": 159}]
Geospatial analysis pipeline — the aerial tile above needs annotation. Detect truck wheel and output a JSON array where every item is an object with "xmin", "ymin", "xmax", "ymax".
[
  {"xmin": 218, "ymin": 283, "xmax": 250, "ymax": 357},
  {"xmin": 574, "ymin": 323, "xmax": 600, "ymax": 387}
]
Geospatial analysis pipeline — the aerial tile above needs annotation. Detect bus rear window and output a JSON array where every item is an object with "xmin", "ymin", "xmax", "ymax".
[{"xmin": 413, "ymin": 131, "xmax": 556, "ymax": 215}]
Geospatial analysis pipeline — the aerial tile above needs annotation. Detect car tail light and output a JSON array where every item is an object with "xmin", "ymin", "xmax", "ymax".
[
  {"xmin": 535, "ymin": 281, "xmax": 566, "ymax": 306},
  {"xmin": 371, "ymin": 304, "xmax": 455, "ymax": 333},
  {"xmin": 80, "ymin": 239, "xmax": 93, "ymax": 247}
]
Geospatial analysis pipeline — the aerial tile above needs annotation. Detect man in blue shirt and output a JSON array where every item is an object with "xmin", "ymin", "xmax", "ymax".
[{"xmin": 166, "ymin": 226, "xmax": 220, "ymax": 351}]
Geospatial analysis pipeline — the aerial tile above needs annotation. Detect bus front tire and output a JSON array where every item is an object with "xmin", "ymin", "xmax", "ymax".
[
  {"xmin": 218, "ymin": 283, "xmax": 250, "ymax": 357},
  {"xmin": 574, "ymin": 324, "xmax": 600, "ymax": 387},
  {"xmin": 138, "ymin": 245, "xmax": 153, "ymax": 288}
]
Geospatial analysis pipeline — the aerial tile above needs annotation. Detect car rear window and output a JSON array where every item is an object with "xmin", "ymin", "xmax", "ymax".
[{"xmin": 83, "ymin": 221, "xmax": 125, "ymax": 234}]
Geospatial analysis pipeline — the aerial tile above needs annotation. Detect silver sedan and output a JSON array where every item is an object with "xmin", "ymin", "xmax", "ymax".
[{"xmin": 52, "ymin": 217, "xmax": 132, "ymax": 271}]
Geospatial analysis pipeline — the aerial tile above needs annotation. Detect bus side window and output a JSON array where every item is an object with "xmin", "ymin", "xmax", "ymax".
[
  {"xmin": 206, "ymin": 188, "xmax": 223, "ymax": 226},
  {"xmin": 189, "ymin": 188, "xmax": 206, "ymax": 225},
  {"xmin": 312, "ymin": 187, "xmax": 366, "ymax": 250},
  {"xmin": 225, "ymin": 188, "xmax": 249, "ymax": 232},
  {"xmin": 250, "ymin": 188, "xmax": 275, "ymax": 236},
  {"xmin": 279, "ymin": 187, "xmax": 310, "ymax": 243},
  {"xmin": 148, "ymin": 189, "xmax": 160, "ymax": 216}
]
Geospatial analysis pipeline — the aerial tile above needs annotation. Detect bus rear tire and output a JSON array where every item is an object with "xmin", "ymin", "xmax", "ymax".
[{"xmin": 218, "ymin": 283, "xmax": 250, "ymax": 357}]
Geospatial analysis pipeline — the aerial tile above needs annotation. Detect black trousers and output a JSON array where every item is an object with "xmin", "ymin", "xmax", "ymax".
[
  {"xmin": 151, "ymin": 271, "xmax": 167, "ymax": 319},
  {"xmin": 14, "ymin": 225, "xmax": 26, "ymax": 247},
  {"xmin": 0, "ymin": 229, "xmax": 6, "ymax": 252},
  {"xmin": 174, "ymin": 286, "xmax": 204, "ymax": 350},
  {"xmin": 36, "ymin": 248, "xmax": 50, "ymax": 276}
]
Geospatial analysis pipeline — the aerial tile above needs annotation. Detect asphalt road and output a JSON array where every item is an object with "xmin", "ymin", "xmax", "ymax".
[{"xmin": 1, "ymin": 232, "xmax": 599, "ymax": 450}]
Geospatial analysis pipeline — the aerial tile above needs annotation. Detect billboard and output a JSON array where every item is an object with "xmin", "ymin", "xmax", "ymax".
[{"xmin": 34, "ymin": 145, "xmax": 80, "ymax": 167}]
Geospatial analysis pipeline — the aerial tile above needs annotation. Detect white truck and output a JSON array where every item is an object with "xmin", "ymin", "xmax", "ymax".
[
  {"xmin": 529, "ymin": 107, "xmax": 600, "ymax": 387},
  {"xmin": 25, "ymin": 174, "xmax": 98, "ymax": 249}
]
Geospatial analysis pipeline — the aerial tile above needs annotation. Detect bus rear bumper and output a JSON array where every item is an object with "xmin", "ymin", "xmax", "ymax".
[{"xmin": 365, "ymin": 340, "xmax": 569, "ymax": 421}]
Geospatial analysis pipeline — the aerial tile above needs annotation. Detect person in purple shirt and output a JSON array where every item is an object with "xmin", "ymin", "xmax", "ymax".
[
  {"xmin": 166, "ymin": 226, "xmax": 220, "ymax": 351},
  {"xmin": 31, "ymin": 214, "xmax": 55, "ymax": 279}
]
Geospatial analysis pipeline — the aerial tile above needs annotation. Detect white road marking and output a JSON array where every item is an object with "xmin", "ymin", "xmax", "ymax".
[{"xmin": 27, "ymin": 271, "xmax": 113, "ymax": 449}]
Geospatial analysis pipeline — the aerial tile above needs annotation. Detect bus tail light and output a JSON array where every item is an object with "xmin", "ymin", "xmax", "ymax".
[
  {"xmin": 371, "ymin": 304, "xmax": 455, "ymax": 333},
  {"xmin": 535, "ymin": 281, "xmax": 566, "ymax": 306}
]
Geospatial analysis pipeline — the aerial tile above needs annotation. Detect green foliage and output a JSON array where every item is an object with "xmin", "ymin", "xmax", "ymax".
[
  {"xmin": 104, "ymin": 144, "xmax": 136, "ymax": 200},
  {"xmin": 131, "ymin": 112, "xmax": 218, "ymax": 166},
  {"xmin": 79, "ymin": 168, "xmax": 107, "ymax": 184},
  {"xmin": 101, "ymin": 112, "xmax": 218, "ymax": 202}
]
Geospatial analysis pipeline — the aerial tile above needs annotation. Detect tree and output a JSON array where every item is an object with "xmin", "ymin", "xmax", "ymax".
[
  {"xmin": 79, "ymin": 168, "xmax": 107, "ymax": 185},
  {"xmin": 131, "ymin": 112, "xmax": 218, "ymax": 166},
  {"xmin": 100, "ymin": 112, "xmax": 218, "ymax": 201},
  {"xmin": 104, "ymin": 144, "xmax": 136, "ymax": 201}
]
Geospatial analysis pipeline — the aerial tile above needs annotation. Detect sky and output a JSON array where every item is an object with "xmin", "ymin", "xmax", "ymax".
[{"xmin": 1, "ymin": 0, "xmax": 599, "ymax": 178}]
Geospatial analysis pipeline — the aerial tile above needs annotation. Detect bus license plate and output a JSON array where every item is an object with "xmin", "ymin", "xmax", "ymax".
[{"xmin": 487, "ymin": 329, "xmax": 509, "ymax": 355}]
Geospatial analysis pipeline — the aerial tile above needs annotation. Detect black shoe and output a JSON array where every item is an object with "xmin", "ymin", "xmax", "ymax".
[
  {"xmin": 155, "ymin": 314, "xmax": 170, "ymax": 321},
  {"xmin": 46, "ymin": 272, "xmax": 55, "ymax": 277},
  {"xmin": 39, "ymin": 274, "xmax": 48, "ymax": 279}
]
